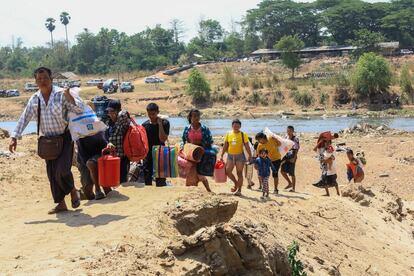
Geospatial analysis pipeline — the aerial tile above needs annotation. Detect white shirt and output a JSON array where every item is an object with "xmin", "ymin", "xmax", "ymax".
[
  {"xmin": 324, "ymin": 151, "xmax": 337, "ymax": 175},
  {"xmin": 12, "ymin": 86, "xmax": 83, "ymax": 139}
]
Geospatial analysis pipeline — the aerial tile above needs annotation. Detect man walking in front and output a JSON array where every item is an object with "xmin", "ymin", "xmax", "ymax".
[{"xmin": 9, "ymin": 67, "xmax": 83, "ymax": 214}]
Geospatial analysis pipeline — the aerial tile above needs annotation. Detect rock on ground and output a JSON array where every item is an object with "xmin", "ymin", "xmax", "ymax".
[
  {"xmin": 167, "ymin": 196, "xmax": 238, "ymax": 235},
  {"xmin": 166, "ymin": 222, "xmax": 291, "ymax": 276}
]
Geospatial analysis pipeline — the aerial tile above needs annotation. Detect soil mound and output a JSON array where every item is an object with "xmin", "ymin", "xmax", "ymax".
[{"xmin": 166, "ymin": 196, "xmax": 238, "ymax": 236}]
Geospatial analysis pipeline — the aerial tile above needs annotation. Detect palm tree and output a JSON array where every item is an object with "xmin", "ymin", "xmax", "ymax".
[
  {"xmin": 60, "ymin": 12, "xmax": 71, "ymax": 49},
  {"xmin": 45, "ymin": 17, "xmax": 56, "ymax": 47}
]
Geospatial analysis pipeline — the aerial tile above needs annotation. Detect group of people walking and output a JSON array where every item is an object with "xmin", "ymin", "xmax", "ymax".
[{"xmin": 9, "ymin": 67, "xmax": 364, "ymax": 214}]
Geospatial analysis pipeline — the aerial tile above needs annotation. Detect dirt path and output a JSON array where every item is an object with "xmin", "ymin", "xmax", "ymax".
[{"xmin": 0, "ymin": 134, "xmax": 413, "ymax": 275}]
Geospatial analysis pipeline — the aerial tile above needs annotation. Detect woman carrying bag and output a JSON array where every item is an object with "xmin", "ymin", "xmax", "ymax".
[{"xmin": 181, "ymin": 109, "xmax": 213, "ymax": 192}]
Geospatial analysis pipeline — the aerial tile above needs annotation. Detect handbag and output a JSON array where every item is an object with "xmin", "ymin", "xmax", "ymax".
[{"xmin": 37, "ymin": 98, "xmax": 64, "ymax": 160}]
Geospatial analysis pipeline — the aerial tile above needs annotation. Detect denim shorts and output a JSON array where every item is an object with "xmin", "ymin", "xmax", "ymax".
[{"xmin": 227, "ymin": 153, "xmax": 246, "ymax": 163}]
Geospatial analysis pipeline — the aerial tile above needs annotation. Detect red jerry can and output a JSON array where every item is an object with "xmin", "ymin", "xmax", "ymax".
[
  {"xmin": 98, "ymin": 147, "xmax": 120, "ymax": 188},
  {"xmin": 214, "ymin": 160, "xmax": 227, "ymax": 183}
]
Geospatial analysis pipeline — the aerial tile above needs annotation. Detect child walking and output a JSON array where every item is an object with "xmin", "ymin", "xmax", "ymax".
[
  {"xmin": 321, "ymin": 141, "xmax": 340, "ymax": 196},
  {"xmin": 251, "ymin": 149, "xmax": 276, "ymax": 200}
]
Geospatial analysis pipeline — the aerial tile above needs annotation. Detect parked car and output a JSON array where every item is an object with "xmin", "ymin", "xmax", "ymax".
[
  {"xmin": 120, "ymin": 81, "xmax": 134, "ymax": 92},
  {"xmin": 24, "ymin": 83, "xmax": 39, "ymax": 92},
  {"xmin": 69, "ymin": 80, "xmax": 81, "ymax": 88},
  {"xmin": 86, "ymin": 79, "xmax": 104, "ymax": 86},
  {"xmin": 144, "ymin": 76, "xmax": 164, "ymax": 83},
  {"xmin": 102, "ymin": 79, "xmax": 119, "ymax": 93},
  {"xmin": 400, "ymin": 49, "xmax": 414, "ymax": 55},
  {"xmin": 0, "ymin": 89, "xmax": 20, "ymax": 97},
  {"xmin": 6, "ymin": 89, "xmax": 20, "ymax": 97}
]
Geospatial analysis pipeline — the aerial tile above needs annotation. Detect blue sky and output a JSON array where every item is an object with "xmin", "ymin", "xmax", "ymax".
[{"xmin": 0, "ymin": 0, "xmax": 387, "ymax": 47}]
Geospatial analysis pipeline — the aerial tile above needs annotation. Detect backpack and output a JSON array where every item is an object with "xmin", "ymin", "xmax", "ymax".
[{"xmin": 123, "ymin": 117, "xmax": 149, "ymax": 161}]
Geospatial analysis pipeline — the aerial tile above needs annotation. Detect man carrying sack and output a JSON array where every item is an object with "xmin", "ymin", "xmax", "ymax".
[{"xmin": 9, "ymin": 67, "xmax": 84, "ymax": 214}]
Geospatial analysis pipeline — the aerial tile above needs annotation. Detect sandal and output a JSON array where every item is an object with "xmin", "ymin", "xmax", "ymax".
[
  {"xmin": 71, "ymin": 191, "xmax": 81, "ymax": 209},
  {"xmin": 95, "ymin": 191, "xmax": 106, "ymax": 200},
  {"xmin": 233, "ymin": 190, "xmax": 242, "ymax": 196},
  {"xmin": 48, "ymin": 207, "xmax": 68, "ymax": 215}
]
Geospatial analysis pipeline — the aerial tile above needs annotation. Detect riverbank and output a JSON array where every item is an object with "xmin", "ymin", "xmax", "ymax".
[{"xmin": 0, "ymin": 133, "xmax": 413, "ymax": 275}]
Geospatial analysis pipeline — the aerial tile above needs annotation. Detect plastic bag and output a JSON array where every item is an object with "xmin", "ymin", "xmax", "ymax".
[
  {"xmin": 263, "ymin": 127, "xmax": 294, "ymax": 156},
  {"xmin": 68, "ymin": 104, "xmax": 107, "ymax": 141}
]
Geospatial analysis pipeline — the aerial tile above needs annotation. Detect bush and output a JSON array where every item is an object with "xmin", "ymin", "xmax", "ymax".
[
  {"xmin": 172, "ymin": 76, "xmax": 179, "ymax": 83},
  {"xmin": 211, "ymin": 92, "xmax": 232, "ymax": 103},
  {"xmin": 400, "ymin": 65, "xmax": 414, "ymax": 103},
  {"xmin": 265, "ymin": 78, "xmax": 273, "ymax": 88},
  {"xmin": 272, "ymin": 75, "xmax": 279, "ymax": 84},
  {"xmin": 247, "ymin": 91, "xmax": 267, "ymax": 106},
  {"xmin": 291, "ymin": 90, "xmax": 314, "ymax": 107},
  {"xmin": 286, "ymin": 81, "xmax": 298, "ymax": 91},
  {"xmin": 288, "ymin": 241, "xmax": 307, "ymax": 276},
  {"xmin": 335, "ymin": 72, "xmax": 351, "ymax": 87},
  {"xmin": 352, "ymin": 52, "xmax": 392, "ymax": 99},
  {"xmin": 187, "ymin": 69, "xmax": 211, "ymax": 103},
  {"xmin": 272, "ymin": 90, "xmax": 285, "ymax": 105},
  {"xmin": 241, "ymin": 76, "xmax": 249, "ymax": 87},
  {"xmin": 250, "ymin": 77, "xmax": 263, "ymax": 90},
  {"xmin": 319, "ymin": 92, "xmax": 329, "ymax": 105}
]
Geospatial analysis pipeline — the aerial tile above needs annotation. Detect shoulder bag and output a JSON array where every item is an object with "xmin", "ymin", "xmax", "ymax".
[{"xmin": 37, "ymin": 98, "xmax": 64, "ymax": 160}]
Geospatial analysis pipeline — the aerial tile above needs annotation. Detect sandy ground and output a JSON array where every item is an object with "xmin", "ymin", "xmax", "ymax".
[{"xmin": 0, "ymin": 132, "xmax": 414, "ymax": 275}]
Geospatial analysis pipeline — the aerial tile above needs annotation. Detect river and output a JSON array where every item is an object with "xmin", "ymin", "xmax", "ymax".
[{"xmin": 1, "ymin": 116, "xmax": 413, "ymax": 137}]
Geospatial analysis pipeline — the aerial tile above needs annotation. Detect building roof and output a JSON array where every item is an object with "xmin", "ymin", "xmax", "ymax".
[
  {"xmin": 251, "ymin": 42, "xmax": 399, "ymax": 55},
  {"xmin": 52, "ymin": 71, "xmax": 79, "ymax": 80},
  {"xmin": 251, "ymin": 45, "xmax": 356, "ymax": 55}
]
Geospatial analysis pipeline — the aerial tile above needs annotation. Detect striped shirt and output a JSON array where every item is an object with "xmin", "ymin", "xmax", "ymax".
[{"xmin": 12, "ymin": 86, "xmax": 84, "ymax": 139}]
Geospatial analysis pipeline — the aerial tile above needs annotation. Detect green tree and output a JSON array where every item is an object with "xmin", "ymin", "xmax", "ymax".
[
  {"xmin": 244, "ymin": 0, "xmax": 320, "ymax": 48},
  {"xmin": 275, "ymin": 35, "xmax": 304, "ymax": 78},
  {"xmin": 60, "ymin": 12, "xmax": 71, "ymax": 49},
  {"xmin": 352, "ymin": 52, "xmax": 392, "ymax": 100},
  {"xmin": 198, "ymin": 19, "xmax": 224, "ymax": 44},
  {"xmin": 45, "ymin": 18, "xmax": 56, "ymax": 47},
  {"xmin": 322, "ymin": 0, "xmax": 388, "ymax": 44},
  {"xmin": 381, "ymin": 1, "xmax": 414, "ymax": 47},
  {"xmin": 349, "ymin": 29, "xmax": 385, "ymax": 58},
  {"xmin": 224, "ymin": 31, "xmax": 245, "ymax": 57},
  {"xmin": 400, "ymin": 65, "xmax": 414, "ymax": 103},
  {"xmin": 187, "ymin": 68, "xmax": 211, "ymax": 103}
]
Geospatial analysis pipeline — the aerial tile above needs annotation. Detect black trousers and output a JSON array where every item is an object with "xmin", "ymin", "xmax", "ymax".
[
  {"xmin": 120, "ymin": 156, "xmax": 130, "ymax": 184},
  {"xmin": 143, "ymin": 153, "xmax": 166, "ymax": 186},
  {"xmin": 46, "ymin": 131, "xmax": 75, "ymax": 203}
]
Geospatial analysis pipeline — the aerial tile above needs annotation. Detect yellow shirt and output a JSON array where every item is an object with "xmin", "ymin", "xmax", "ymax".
[
  {"xmin": 225, "ymin": 131, "xmax": 249, "ymax": 155},
  {"xmin": 257, "ymin": 138, "xmax": 281, "ymax": 161}
]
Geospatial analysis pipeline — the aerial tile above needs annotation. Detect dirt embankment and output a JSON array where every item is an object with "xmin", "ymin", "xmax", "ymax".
[
  {"xmin": 0, "ymin": 133, "xmax": 413, "ymax": 275},
  {"xmin": 2, "ymin": 56, "xmax": 414, "ymax": 121}
]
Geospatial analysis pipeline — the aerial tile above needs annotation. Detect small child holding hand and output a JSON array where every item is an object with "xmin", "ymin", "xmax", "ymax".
[{"xmin": 251, "ymin": 149, "xmax": 276, "ymax": 200}]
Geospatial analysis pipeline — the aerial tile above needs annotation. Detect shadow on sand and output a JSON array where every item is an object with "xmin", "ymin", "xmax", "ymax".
[
  {"xmin": 83, "ymin": 190, "xmax": 130, "ymax": 206},
  {"xmin": 25, "ymin": 209, "xmax": 127, "ymax": 228}
]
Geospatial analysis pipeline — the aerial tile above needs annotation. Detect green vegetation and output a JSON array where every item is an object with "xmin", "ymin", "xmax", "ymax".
[
  {"xmin": 1, "ymin": 0, "xmax": 413, "ymax": 77},
  {"xmin": 275, "ymin": 35, "xmax": 304, "ymax": 78},
  {"xmin": 319, "ymin": 92, "xmax": 329, "ymax": 105},
  {"xmin": 400, "ymin": 65, "xmax": 414, "ymax": 103},
  {"xmin": 288, "ymin": 241, "xmax": 307, "ymax": 276},
  {"xmin": 352, "ymin": 52, "xmax": 392, "ymax": 99},
  {"xmin": 186, "ymin": 69, "xmax": 211, "ymax": 103},
  {"xmin": 291, "ymin": 90, "xmax": 314, "ymax": 107},
  {"xmin": 222, "ymin": 66, "xmax": 239, "ymax": 94}
]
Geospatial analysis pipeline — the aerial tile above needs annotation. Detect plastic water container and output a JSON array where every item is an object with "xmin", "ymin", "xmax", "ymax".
[
  {"xmin": 214, "ymin": 160, "xmax": 227, "ymax": 183},
  {"xmin": 98, "ymin": 147, "xmax": 120, "ymax": 187}
]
